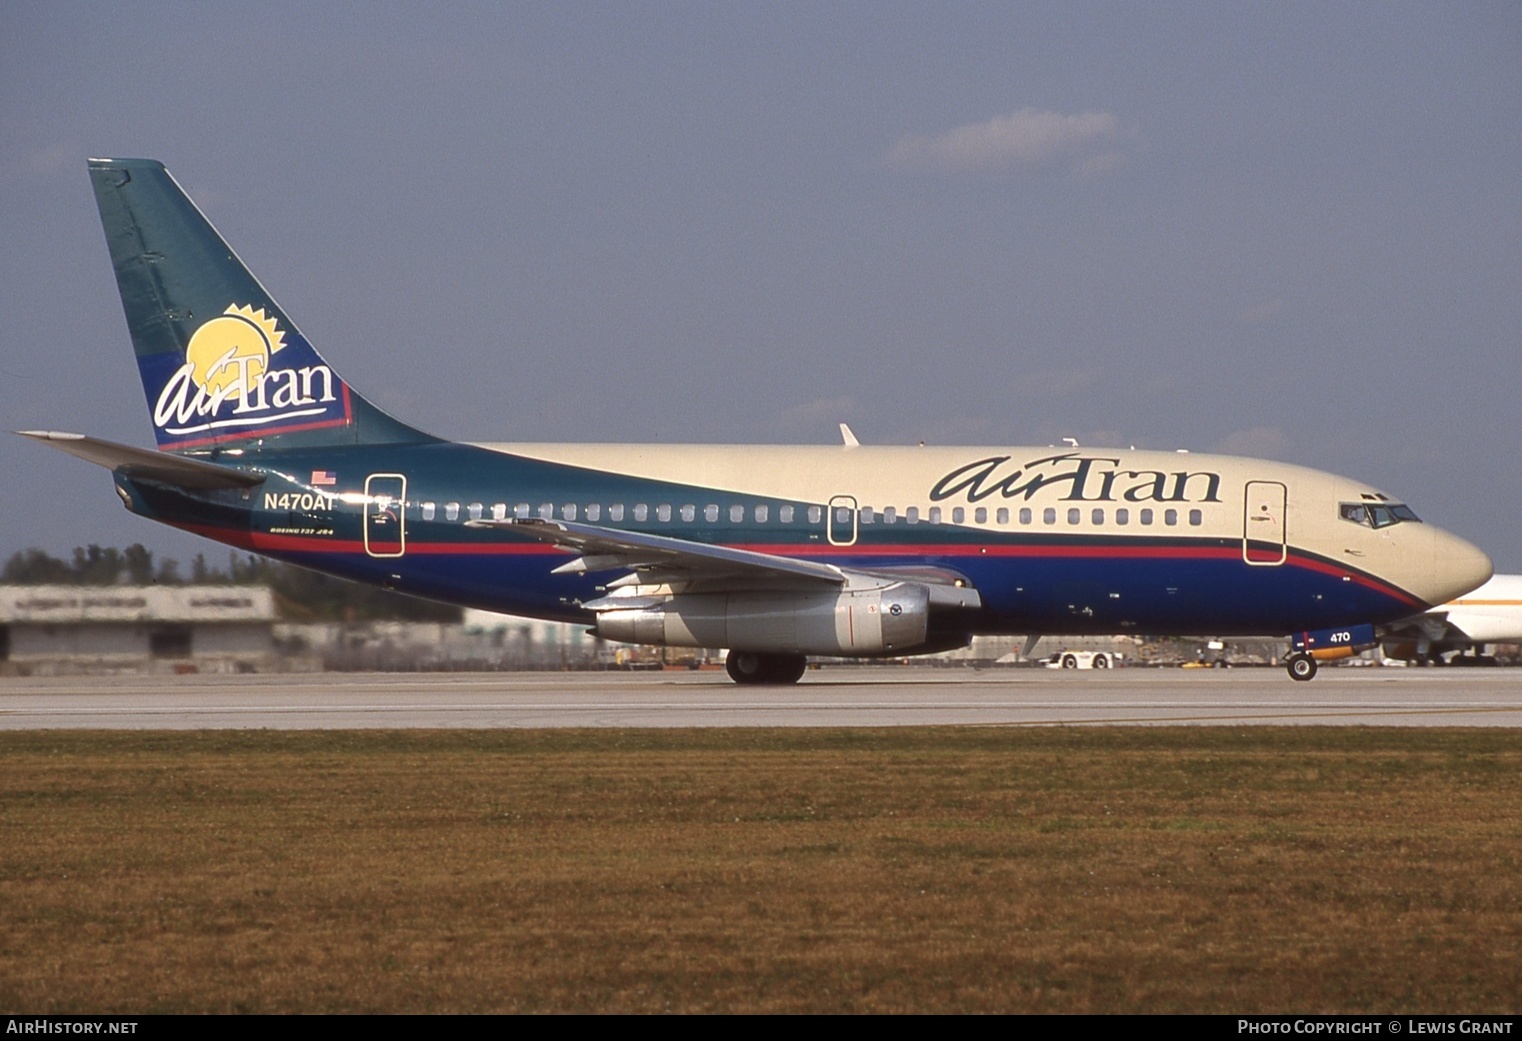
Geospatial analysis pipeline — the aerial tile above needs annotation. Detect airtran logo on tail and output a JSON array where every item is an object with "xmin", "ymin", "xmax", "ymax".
[{"xmin": 151, "ymin": 304, "xmax": 347, "ymax": 442}]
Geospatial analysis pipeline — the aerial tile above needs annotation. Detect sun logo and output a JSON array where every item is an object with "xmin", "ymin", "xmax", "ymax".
[{"xmin": 183, "ymin": 304, "xmax": 286, "ymax": 401}]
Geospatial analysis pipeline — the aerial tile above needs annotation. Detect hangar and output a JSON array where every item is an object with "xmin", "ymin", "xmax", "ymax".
[{"xmin": 0, "ymin": 586, "xmax": 275, "ymax": 674}]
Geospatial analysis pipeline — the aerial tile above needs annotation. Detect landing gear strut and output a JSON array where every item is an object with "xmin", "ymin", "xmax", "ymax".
[
  {"xmin": 725, "ymin": 652, "xmax": 808, "ymax": 685},
  {"xmin": 1286, "ymin": 653, "xmax": 1318, "ymax": 682}
]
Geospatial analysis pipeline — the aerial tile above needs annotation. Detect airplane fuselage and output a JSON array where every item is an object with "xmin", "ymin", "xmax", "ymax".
[{"xmin": 115, "ymin": 439, "xmax": 1481, "ymax": 641}]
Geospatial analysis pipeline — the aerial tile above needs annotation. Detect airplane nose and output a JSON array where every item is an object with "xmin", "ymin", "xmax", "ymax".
[{"xmin": 1420, "ymin": 527, "xmax": 1493, "ymax": 607}]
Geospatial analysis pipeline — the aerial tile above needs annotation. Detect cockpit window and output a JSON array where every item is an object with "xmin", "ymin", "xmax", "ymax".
[{"xmin": 1340, "ymin": 502, "xmax": 1421, "ymax": 528}]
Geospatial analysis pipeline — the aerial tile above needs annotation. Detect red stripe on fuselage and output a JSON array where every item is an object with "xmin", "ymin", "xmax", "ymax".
[{"xmin": 169, "ymin": 523, "xmax": 1423, "ymax": 609}]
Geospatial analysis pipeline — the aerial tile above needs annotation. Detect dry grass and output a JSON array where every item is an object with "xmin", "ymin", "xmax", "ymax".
[{"xmin": 2, "ymin": 728, "xmax": 1520, "ymax": 1013}]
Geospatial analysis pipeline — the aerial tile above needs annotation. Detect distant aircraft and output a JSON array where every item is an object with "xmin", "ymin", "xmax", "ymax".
[
  {"xmin": 1381, "ymin": 574, "xmax": 1522, "ymax": 665},
  {"xmin": 21, "ymin": 158, "xmax": 1493, "ymax": 683}
]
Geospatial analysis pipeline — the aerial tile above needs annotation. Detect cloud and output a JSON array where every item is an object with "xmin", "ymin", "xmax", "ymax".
[
  {"xmin": 1213, "ymin": 426, "xmax": 1292, "ymax": 460},
  {"xmin": 886, "ymin": 108, "xmax": 1122, "ymax": 176},
  {"xmin": 764, "ymin": 396, "xmax": 859, "ymax": 440}
]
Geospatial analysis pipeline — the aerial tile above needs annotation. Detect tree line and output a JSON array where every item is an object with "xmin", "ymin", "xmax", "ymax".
[{"xmin": 1, "ymin": 545, "xmax": 461, "ymax": 623}]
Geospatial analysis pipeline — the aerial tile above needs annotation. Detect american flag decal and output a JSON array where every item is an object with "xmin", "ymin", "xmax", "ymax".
[{"xmin": 311, "ymin": 470, "xmax": 337, "ymax": 486}]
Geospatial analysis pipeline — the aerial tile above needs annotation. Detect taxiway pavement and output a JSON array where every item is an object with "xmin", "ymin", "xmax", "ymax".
[{"xmin": 2, "ymin": 667, "xmax": 1520, "ymax": 729}]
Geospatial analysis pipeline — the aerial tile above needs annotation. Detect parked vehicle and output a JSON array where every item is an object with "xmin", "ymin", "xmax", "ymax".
[{"xmin": 1045, "ymin": 650, "xmax": 1119, "ymax": 670}]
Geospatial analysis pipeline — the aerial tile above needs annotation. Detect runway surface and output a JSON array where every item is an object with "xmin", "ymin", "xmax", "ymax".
[{"xmin": 2, "ymin": 666, "xmax": 1520, "ymax": 729}]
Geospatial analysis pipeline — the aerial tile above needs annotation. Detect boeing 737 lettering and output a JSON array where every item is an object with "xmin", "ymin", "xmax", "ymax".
[{"xmin": 21, "ymin": 159, "xmax": 1494, "ymax": 682}]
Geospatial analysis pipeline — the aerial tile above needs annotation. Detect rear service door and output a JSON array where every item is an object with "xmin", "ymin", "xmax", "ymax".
[
  {"xmin": 364, "ymin": 473, "xmax": 407, "ymax": 558},
  {"xmin": 1243, "ymin": 481, "xmax": 1286, "ymax": 565}
]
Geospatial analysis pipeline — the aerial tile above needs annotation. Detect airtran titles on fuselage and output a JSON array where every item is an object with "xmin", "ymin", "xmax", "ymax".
[
  {"xmin": 151, "ymin": 304, "xmax": 340, "ymax": 437},
  {"xmin": 930, "ymin": 453, "xmax": 1223, "ymax": 505}
]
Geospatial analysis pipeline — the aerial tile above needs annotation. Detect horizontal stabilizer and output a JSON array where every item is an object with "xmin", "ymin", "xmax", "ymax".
[{"xmin": 17, "ymin": 430, "xmax": 265, "ymax": 489}]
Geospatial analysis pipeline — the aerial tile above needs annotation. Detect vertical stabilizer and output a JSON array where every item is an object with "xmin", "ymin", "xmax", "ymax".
[{"xmin": 88, "ymin": 158, "xmax": 436, "ymax": 451}]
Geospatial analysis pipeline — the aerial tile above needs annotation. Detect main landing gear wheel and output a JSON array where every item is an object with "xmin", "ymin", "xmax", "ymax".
[
  {"xmin": 1287, "ymin": 653, "xmax": 1318, "ymax": 682},
  {"xmin": 725, "ymin": 652, "xmax": 808, "ymax": 685}
]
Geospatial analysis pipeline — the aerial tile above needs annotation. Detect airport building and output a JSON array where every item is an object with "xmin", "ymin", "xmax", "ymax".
[
  {"xmin": 0, "ymin": 586, "xmax": 1303, "ymax": 674},
  {"xmin": 0, "ymin": 585, "xmax": 276, "ymax": 674}
]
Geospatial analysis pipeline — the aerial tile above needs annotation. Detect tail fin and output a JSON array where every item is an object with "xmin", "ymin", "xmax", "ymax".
[{"xmin": 88, "ymin": 158, "xmax": 437, "ymax": 451}]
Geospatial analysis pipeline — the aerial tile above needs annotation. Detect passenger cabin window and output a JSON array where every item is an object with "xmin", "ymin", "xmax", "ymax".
[
  {"xmin": 1116, "ymin": 508, "xmax": 1129, "ymax": 525},
  {"xmin": 974, "ymin": 507, "xmax": 987, "ymax": 524},
  {"xmin": 633, "ymin": 504, "xmax": 648, "ymax": 522},
  {"xmin": 1140, "ymin": 508, "xmax": 1154, "ymax": 525},
  {"xmin": 1019, "ymin": 508, "xmax": 1031, "ymax": 525},
  {"xmin": 730, "ymin": 505, "xmax": 745, "ymax": 523},
  {"xmin": 705, "ymin": 504, "xmax": 719, "ymax": 523},
  {"xmin": 421, "ymin": 502, "xmax": 436, "ymax": 521},
  {"xmin": 681, "ymin": 504, "xmax": 696, "ymax": 522},
  {"xmin": 586, "ymin": 504, "xmax": 601, "ymax": 522},
  {"xmin": 468, "ymin": 502, "xmax": 484, "ymax": 521},
  {"xmin": 491, "ymin": 503, "xmax": 506, "ymax": 520},
  {"xmin": 515, "ymin": 503, "xmax": 530, "ymax": 519},
  {"xmin": 755, "ymin": 505, "xmax": 768, "ymax": 523},
  {"xmin": 562, "ymin": 504, "xmax": 577, "ymax": 521},
  {"xmin": 953, "ymin": 507, "xmax": 966, "ymax": 524},
  {"xmin": 906, "ymin": 507, "xmax": 919, "ymax": 525},
  {"xmin": 1189, "ymin": 509, "xmax": 1203, "ymax": 526},
  {"xmin": 860, "ymin": 507, "xmax": 875, "ymax": 524},
  {"xmin": 807, "ymin": 506, "xmax": 822, "ymax": 524},
  {"xmin": 610, "ymin": 504, "xmax": 625, "ymax": 522},
  {"xmin": 1164, "ymin": 509, "xmax": 1178, "ymax": 526},
  {"xmin": 780, "ymin": 505, "xmax": 795, "ymax": 524},
  {"xmin": 929, "ymin": 507, "xmax": 942, "ymax": 524},
  {"xmin": 656, "ymin": 504, "xmax": 672, "ymax": 522},
  {"xmin": 538, "ymin": 503, "xmax": 554, "ymax": 520},
  {"xmin": 1043, "ymin": 508, "xmax": 1056, "ymax": 525},
  {"xmin": 1092, "ymin": 508, "xmax": 1104, "ymax": 525},
  {"xmin": 445, "ymin": 502, "xmax": 460, "ymax": 521},
  {"xmin": 1067, "ymin": 508, "xmax": 1081, "ymax": 525},
  {"xmin": 996, "ymin": 508, "xmax": 1009, "ymax": 525}
]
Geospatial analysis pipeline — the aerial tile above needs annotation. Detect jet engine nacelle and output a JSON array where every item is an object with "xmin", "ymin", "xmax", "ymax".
[{"xmin": 594, "ymin": 582, "xmax": 932, "ymax": 656}]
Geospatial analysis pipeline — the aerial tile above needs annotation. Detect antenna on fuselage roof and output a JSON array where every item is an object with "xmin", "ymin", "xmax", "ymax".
[
  {"xmin": 839, "ymin": 423, "xmax": 860, "ymax": 448},
  {"xmin": 1062, "ymin": 437, "xmax": 1079, "ymax": 447}
]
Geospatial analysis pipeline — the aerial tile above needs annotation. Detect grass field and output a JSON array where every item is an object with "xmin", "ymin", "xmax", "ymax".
[{"xmin": 2, "ymin": 727, "xmax": 1520, "ymax": 1013}]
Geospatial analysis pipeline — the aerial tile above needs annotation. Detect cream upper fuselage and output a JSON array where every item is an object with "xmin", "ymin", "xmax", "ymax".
[{"xmin": 445, "ymin": 442, "xmax": 1492, "ymax": 635}]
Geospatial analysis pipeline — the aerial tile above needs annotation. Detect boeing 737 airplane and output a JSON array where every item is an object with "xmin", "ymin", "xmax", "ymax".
[{"xmin": 21, "ymin": 158, "xmax": 1494, "ymax": 682}]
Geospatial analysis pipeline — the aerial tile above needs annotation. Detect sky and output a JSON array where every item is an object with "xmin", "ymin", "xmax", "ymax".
[{"xmin": 2, "ymin": 1, "xmax": 1520, "ymax": 570}]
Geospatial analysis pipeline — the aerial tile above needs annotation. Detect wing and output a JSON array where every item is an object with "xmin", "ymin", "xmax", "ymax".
[
  {"xmin": 470, "ymin": 516, "xmax": 845, "ymax": 589},
  {"xmin": 468, "ymin": 517, "xmax": 981, "ymax": 609}
]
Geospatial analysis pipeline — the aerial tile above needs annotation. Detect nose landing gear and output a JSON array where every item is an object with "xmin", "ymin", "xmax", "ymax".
[{"xmin": 1286, "ymin": 653, "xmax": 1318, "ymax": 681}]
